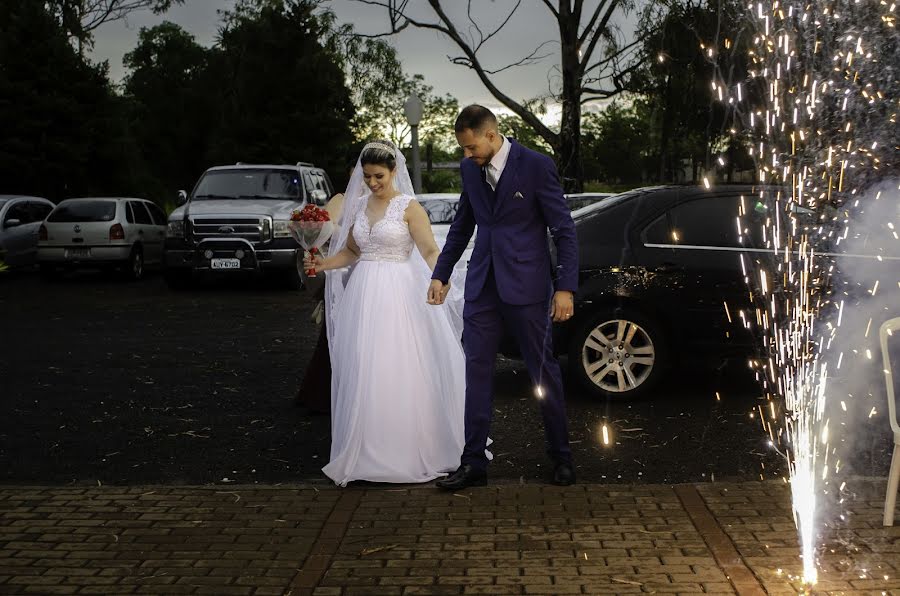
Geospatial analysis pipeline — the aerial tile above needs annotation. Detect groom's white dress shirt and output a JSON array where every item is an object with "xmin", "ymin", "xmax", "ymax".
[{"xmin": 485, "ymin": 135, "xmax": 511, "ymax": 191}]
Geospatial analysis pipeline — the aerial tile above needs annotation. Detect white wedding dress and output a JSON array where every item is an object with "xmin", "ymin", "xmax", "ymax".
[{"xmin": 322, "ymin": 194, "xmax": 466, "ymax": 486}]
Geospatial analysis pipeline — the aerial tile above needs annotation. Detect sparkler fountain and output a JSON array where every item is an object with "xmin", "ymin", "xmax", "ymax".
[{"xmin": 710, "ymin": 0, "xmax": 899, "ymax": 585}]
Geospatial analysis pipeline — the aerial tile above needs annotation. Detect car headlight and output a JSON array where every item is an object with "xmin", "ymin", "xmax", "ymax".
[
  {"xmin": 274, "ymin": 220, "xmax": 292, "ymax": 238},
  {"xmin": 166, "ymin": 220, "xmax": 184, "ymax": 238}
]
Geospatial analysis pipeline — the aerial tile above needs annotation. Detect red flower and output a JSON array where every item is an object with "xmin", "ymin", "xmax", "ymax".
[{"xmin": 290, "ymin": 205, "xmax": 330, "ymax": 222}]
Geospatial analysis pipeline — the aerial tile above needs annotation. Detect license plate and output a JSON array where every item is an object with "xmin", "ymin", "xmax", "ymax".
[
  {"xmin": 66, "ymin": 248, "xmax": 89, "ymax": 258},
  {"xmin": 211, "ymin": 258, "xmax": 241, "ymax": 270}
]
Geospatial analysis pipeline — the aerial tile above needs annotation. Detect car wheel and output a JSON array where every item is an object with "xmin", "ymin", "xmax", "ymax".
[
  {"xmin": 569, "ymin": 308, "xmax": 667, "ymax": 400},
  {"xmin": 126, "ymin": 246, "xmax": 144, "ymax": 281}
]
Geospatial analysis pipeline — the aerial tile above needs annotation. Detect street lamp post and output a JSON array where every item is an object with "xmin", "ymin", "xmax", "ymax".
[{"xmin": 403, "ymin": 94, "xmax": 423, "ymax": 193}]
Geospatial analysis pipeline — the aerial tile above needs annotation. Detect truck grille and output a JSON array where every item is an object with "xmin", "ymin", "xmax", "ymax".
[{"xmin": 189, "ymin": 216, "xmax": 271, "ymax": 244}]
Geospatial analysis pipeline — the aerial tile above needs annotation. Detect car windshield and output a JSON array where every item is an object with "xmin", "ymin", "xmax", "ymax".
[
  {"xmin": 193, "ymin": 169, "xmax": 301, "ymax": 200},
  {"xmin": 419, "ymin": 198, "xmax": 460, "ymax": 225},
  {"xmin": 565, "ymin": 194, "xmax": 611, "ymax": 212},
  {"xmin": 571, "ymin": 191, "xmax": 639, "ymax": 219},
  {"xmin": 47, "ymin": 200, "xmax": 117, "ymax": 222}
]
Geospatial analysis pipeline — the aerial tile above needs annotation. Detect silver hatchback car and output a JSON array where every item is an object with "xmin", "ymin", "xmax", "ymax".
[
  {"xmin": 0, "ymin": 195, "xmax": 55, "ymax": 269},
  {"xmin": 38, "ymin": 197, "xmax": 167, "ymax": 280}
]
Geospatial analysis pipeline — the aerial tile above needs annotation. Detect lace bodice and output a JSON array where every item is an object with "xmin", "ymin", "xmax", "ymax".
[{"xmin": 353, "ymin": 194, "xmax": 416, "ymax": 262}]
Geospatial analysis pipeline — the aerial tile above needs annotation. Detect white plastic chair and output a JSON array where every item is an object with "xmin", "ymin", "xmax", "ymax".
[{"xmin": 882, "ymin": 317, "xmax": 900, "ymax": 526}]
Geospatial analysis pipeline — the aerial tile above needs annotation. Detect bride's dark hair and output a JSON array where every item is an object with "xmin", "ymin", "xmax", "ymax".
[{"xmin": 360, "ymin": 140, "xmax": 397, "ymax": 171}]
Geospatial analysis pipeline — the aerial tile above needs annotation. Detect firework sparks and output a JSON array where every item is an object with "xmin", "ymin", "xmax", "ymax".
[{"xmin": 710, "ymin": 0, "xmax": 899, "ymax": 585}]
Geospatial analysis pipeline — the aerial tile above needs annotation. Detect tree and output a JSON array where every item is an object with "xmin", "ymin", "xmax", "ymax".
[
  {"xmin": 0, "ymin": 0, "xmax": 146, "ymax": 202},
  {"xmin": 582, "ymin": 100, "xmax": 655, "ymax": 184},
  {"xmin": 497, "ymin": 100, "xmax": 554, "ymax": 154},
  {"xmin": 45, "ymin": 0, "xmax": 184, "ymax": 53},
  {"xmin": 305, "ymin": 14, "xmax": 460, "ymax": 153},
  {"xmin": 353, "ymin": 73, "xmax": 459, "ymax": 152},
  {"xmin": 123, "ymin": 22, "xmax": 213, "ymax": 199},
  {"xmin": 630, "ymin": 0, "xmax": 756, "ymax": 182},
  {"xmin": 205, "ymin": 0, "xmax": 355, "ymax": 179},
  {"xmin": 353, "ymin": 0, "xmax": 650, "ymax": 191}
]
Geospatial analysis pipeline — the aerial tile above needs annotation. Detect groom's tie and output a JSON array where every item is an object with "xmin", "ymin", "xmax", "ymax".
[{"xmin": 483, "ymin": 164, "xmax": 498, "ymax": 192}]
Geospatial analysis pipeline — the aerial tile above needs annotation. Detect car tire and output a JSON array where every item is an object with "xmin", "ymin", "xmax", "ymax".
[
  {"xmin": 125, "ymin": 246, "xmax": 144, "ymax": 281},
  {"xmin": 164, "ymin": 267, "xmax": 193, "ymax": 290},
  {"xmin": 568, "ymin": 308, "xmax": 668, "ymax": 400}
]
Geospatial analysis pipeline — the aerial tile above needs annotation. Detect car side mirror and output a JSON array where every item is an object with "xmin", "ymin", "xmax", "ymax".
[
  {"xmin": 176, "ymin": 190, "xmax": 188, "ymax": 205},
  {"xmin": 4, "ymin": 219, "xmax": 21, "ymax": 228},
  {"xmin": 309, "ymin": 189, "xmax": 327, "ymax": 206}
]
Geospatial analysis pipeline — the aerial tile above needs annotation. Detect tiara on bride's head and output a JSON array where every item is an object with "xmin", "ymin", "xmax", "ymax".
[{"xmin": 362, "ymin": 141, "xmax": 396, "ymax": 156}]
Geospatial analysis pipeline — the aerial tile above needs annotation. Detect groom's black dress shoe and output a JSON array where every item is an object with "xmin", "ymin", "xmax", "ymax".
[
  {"xmin": 436, "ymin": 465, "xmax": 487, "ymax": 490},
  {"xmin": 552, "ymin": 462, "xmax": 576, "ymax": 486}
]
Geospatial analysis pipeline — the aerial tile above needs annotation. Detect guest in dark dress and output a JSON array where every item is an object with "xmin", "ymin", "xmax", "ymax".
[{"xmin": 295, "ymin": 193, "xmax": 344, "ymax": 413}]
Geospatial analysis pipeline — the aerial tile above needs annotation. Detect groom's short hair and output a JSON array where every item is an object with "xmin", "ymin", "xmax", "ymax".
[{"xmin": 455, "ymin": 105, "xmax": 498, "ymax": 135}]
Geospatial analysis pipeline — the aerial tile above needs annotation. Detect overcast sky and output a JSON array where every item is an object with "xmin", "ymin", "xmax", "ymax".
[{"xmin": 90, "ymin": 0, "xmax": 638, "ymax": 113}]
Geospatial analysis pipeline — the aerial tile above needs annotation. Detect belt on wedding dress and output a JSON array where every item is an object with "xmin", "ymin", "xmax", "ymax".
[{"xmin": 358, "ymin": 253, "xmax": 411, "ymax": 263}]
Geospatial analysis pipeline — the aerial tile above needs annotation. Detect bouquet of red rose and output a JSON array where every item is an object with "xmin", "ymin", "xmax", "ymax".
[{"xmin": 289, "ymin": 204, "xmax": 334, "ymax": 278}]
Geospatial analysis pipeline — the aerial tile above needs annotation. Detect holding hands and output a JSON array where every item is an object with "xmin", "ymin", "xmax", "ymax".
[{"xmin": 427, "ymin": 280, "xmax": 451, "ymax": 305}]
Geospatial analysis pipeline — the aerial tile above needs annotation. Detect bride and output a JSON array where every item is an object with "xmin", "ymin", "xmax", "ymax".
[{"xmin": 304, "ymin": 140, "xmax": 466, "ymax": 486}]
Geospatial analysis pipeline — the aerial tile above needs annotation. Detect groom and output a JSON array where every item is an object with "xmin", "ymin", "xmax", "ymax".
[{"xmin": 428, "ymin": 105, "xmax": 578, "ymax": 489}]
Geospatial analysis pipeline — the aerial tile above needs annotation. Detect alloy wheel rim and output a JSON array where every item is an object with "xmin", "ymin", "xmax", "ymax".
[{"xmin": 581, "ymin": 319, "xmax": 655, "ymax": 393}]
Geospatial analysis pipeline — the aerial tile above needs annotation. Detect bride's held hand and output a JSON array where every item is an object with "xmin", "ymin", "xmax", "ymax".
[
  {"xmin": 427, "ymin": 279, "xmax": 450, "ymax": 305},
  {"xmin": 303, "ymin": 252, "xmax": 326, "ymax": 274}
]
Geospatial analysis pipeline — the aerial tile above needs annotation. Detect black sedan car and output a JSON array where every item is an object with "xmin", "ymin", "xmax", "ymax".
[{"xmin": 552, "ymin": 184, "xmax": 790, "ymax": 399}]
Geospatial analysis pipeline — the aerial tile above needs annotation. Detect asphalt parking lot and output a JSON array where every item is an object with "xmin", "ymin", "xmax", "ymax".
[{"xmin": 0, "ymin": 270, "xmax": 891, "ymax": 487}]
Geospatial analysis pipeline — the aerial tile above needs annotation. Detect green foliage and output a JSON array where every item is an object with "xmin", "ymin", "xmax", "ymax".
[
  {"xmin": 353, "ymin": 71, "xmax": 460, "ymax": 153},
  {"xmin": 45, "ymin": 0, "xmax": 185, "ymax": 50},
  {"xmin": 123, "ymin": 22, "xmax": 212, "ymax": 198},
  {"xmin": 0, "ymin": 0, "xmax": 147, "ymax": 202},
  {"xmin": 206, "ymin": 0, "xmax": 355, "ymax": 178},
  {"xmin": 498, "ymin": 101, "xmax": 554, "ymax": 155},
  {"xmin": 582, "ymin": 100, "xmax": 657, "ymax": 185},
  {"xmin": 0, "ymin": 0, "xmax": 360, "ymax": 206},
  {"xmin": 119, "ymin": 0, "xmax": 357, "ymax": 201},
  {"xmin": 421, "ymin": 169, "xmax": 460, "ymax": 193},
  {"xmin": 3, "ymin": 0, "xmax": 769, "ymax": 202},
  {"xmin": 624, "ymin": 0, "xmax": 757, "ymax": 182}
]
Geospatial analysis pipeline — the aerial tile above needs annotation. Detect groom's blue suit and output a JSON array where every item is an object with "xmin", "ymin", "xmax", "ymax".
[{"xmin": 433, "ymin": 138, "xmax": 578, "ymax": 471}]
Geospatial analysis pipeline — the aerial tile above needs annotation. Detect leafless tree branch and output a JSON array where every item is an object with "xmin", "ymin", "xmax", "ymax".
[
  {"xmin": 582, "ymin": 36, "xmax": 645, "ymax": 78},
  {"xmin": 451, "ymin": 40, "xmax": 555, "ymax": 75},
  {"xmin": 468, "ymin": 0, "xmax": 521, "ymax": 53},
  {"xmin": 349, "ymin": 0, "xmax": 647, "ymax": 154},
  {"xmin": 578, "ymin": 0, "xmax": 620, "ymax": 72},
  {"xmin": 351, "ymin": 0, "xmax": 446, "ymax": 34},
  {"xmin": 540, "ymin": 0, "xmax": 559, "ymax": 19},
  {"xmin": 577, "ymin": 0, "xmax": 611, "ymax": 47},
  {"xmin": 581, "ymin": 60, "xmax": 644, "ymax": 102},
  {"xmin": 419, "ymin": 0, "xmax": 558, "ymax": 144},
  {"xmin": 71, "ymin": 0, "xmax": 175, "ymax": 34}
]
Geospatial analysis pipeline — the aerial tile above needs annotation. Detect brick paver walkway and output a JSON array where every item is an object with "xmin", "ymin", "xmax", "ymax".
[{"xmin": 1, "ymin": 480, "xmax": 897, "ymax": 595}]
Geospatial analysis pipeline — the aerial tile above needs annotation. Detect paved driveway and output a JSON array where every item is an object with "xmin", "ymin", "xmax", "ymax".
[{"xmin": 0, "ymin": 272, "xmax": 890, "ymax": 486}]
